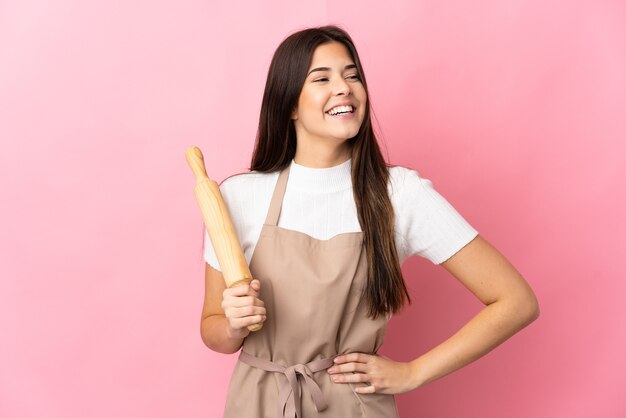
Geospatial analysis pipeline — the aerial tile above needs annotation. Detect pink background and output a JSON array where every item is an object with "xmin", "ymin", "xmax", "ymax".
[{"xmin": 1, "ymin": 1, "xmax": 624, "ymax": 417}]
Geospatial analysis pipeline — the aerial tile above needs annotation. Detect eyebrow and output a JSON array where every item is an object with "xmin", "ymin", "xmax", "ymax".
[{"xmin": 307, "ymin": 64, "xmax": 357, "ymax": 76}]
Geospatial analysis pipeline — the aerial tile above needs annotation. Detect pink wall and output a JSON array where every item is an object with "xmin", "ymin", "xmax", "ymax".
[{"xmin": 1, "ymin": 1, "xmax": 624, "ymax": 417}]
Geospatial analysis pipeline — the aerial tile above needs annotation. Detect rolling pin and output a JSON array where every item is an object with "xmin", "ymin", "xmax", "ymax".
[{"xmin": 185, "ymin": 146, "xmax": 262, "ymax": 332}]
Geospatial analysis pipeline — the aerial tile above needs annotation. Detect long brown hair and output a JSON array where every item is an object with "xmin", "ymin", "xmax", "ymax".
[{"xmin": 249, "ymin": 25, "xmax": 410, "ymax": 318}]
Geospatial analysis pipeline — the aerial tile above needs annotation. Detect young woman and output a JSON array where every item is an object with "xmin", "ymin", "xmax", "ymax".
[{"xmin": 200, "ymin": 25, "xmax": 539, "ymax": 417}]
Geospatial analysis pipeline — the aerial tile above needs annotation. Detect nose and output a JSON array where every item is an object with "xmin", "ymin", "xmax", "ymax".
[{"xmin": 333, "ymin": 76, "xmax": 352, "ymax": 96}]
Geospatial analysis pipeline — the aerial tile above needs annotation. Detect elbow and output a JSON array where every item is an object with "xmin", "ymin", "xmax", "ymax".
[
  {"xmin": 201, "ymin": 329, "xmax": 239, "ymax": 355},
  {"xmin": 200, "ymin": 327, "xmax": 217, "ymax": 351},
  {"xmin": 199, "ymin": 323, "xmax": 214, "ymax": 350},
  {"xmin": 200, "ymin": 316, "xmax": 243, "ymax": 355},
  {"xmin": 493, "ymin": 286, "xmax": 540, "ymax": 328},
  {"xmin": 515, "ymin": 290, "xmax": 540, "ymax": 326}
]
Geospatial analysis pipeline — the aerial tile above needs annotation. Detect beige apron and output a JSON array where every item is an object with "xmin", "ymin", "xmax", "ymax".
[{"xmin": 223, "ymin": 164, "xmax": 399, "ymax": 418}]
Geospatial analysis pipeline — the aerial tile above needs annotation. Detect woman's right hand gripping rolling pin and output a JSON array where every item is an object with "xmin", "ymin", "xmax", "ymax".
[{"xmin": 221, "ymin": 279, "xmax": 266, "ymax": 339}]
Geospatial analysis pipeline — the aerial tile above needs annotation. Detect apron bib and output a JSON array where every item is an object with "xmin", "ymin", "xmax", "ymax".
[{"xmin": 223, "ymin": 164, "xmax": 399, "ymax": 418}]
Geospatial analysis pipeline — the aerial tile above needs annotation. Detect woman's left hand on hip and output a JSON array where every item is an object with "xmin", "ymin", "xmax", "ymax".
[{"xmin": 327, "ymin": 352, "xmax": 417, "ymax": 395}]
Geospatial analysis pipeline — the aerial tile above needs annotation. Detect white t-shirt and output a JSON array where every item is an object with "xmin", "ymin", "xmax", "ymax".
[{"xmin": 204, "ymin": 158, "xmax": 478, "ymax": 271}]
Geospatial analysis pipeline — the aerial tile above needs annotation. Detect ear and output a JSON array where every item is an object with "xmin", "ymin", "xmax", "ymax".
[{"xmin": 290, "ymin": 107, "xmax": 298, "ymax": 120}]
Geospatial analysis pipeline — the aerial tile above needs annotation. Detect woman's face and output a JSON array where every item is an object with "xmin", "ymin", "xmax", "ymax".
[{"xmin": 291, "ymin": 41, "xmax": 367, "ymax": 152}]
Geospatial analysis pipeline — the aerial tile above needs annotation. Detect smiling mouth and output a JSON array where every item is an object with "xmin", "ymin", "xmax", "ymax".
[{"xmin": 326, "ymin": 105, "xmax": 355, "ymax": 116}]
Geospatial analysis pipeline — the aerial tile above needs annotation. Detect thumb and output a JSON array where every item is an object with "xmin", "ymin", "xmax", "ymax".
[{"xmin": 250, "ymin": 279, "xmax": 261, "ymax": 291}]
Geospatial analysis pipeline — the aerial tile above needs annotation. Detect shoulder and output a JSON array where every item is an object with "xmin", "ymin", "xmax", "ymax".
[
  {"xmin": 218, "ymin": 170, "xmax": 280, "ymax": 196},
  {"xmin": 387, "ymin": 164, "xmax": 434, "ymax": 200},
  {"xmin": 219, "ymin": 169, "xmax": 279, "ymax": 186}
]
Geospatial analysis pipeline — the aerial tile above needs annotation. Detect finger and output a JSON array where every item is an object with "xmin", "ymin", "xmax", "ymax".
[
  {"xmin": 224, "ymin": 280, "xmax": 262, "ymax": 298},
  {"xmin": 230, "ymin": 314, "xmax": 266, "ymax": 330},
  {"xmin": 249, "ymin": 279, "xmax": 261, "ymax": 292},
  {"xmin": 245, "ymin": 279, "xmax": 262, "ymax": 298},
  {"xmin": 224, "ymin": 284, "xmax": 255, "ymax": 298},
  {"xmin": 224, "ymin": 295, "xmax": 265, "ymax": 309},
  {"xmin": 224, "ymin": 305, "xmax": 266, "ymax": 320},
  {"xmin": 328, "ymin": 362, "xmax": 367, "ymax": 374},
  {"xmin": 354, "ymin": 385, "xmax": 376, "ymax": 394},
  {"xmin": 233, "ymin": 305, "xmax": 266, "ymax": 318},
  {"xmin": 334, "ymin": 353, "xmax": 369, "ymax": 364},
  {"xmin": 330, "ymin": 372, "xmax": 369, "ymax": 384}
]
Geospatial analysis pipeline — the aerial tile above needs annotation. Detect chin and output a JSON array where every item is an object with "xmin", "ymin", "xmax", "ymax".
[
  {"xmin": 330, "ymin": 133, "xmax": 358, "ymax": 142},
  {"xmin": 334, "ymin": 125, "xmax": 362, "ymax": 140}
]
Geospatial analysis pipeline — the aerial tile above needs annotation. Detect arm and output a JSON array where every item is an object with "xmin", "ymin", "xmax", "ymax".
[
  {"xmin": 329, "ymin": 235, "xmax": 540, "ymax": 393},
  {"xmin": 408, "ymin": 234, "xmax": 539, "ymax": 388},
  {"xmin": 200, "ymin": 263, "xmax": 266, "ymax": 354}
]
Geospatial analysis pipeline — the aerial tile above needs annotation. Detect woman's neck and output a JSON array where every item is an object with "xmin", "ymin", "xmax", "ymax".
[{"xmin": 293, "ymin": 142, "xmax": 351, "ymax": 168}]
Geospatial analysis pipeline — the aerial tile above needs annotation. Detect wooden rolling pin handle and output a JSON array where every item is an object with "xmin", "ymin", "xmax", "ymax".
[
  {"xmin": 185, "ymin": 146, "xmax": 210, "ymax": 182},
  {"xmin": 229, "ymin": 279, "xmax": 253, "ymax": 288},
  {"xmin": 186, "ymin": 145, "xmax": 262, "ymax": 333},
  {"xmin": 248, "ymin": 323, "xmax": 262, "ymax": 332}
]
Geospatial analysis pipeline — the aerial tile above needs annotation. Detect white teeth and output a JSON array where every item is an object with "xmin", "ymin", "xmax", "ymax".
[{"xmin": 327, "ymin": 105, "xmax": 354, "ymax": 115}]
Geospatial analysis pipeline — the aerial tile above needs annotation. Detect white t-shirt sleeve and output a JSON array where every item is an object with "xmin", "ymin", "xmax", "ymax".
[
  {"xmin": 203, "ymin": 229, "xmax": 219, "ymax": 271},
  {"xmin": 391, "ymin": 167, "xmax": 478, "ymax": 265}
]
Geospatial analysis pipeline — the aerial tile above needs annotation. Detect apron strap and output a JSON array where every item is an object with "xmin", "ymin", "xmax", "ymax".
[{"xmin": 265, "ymin": 163, "xmax": 291, "ymax": 226}]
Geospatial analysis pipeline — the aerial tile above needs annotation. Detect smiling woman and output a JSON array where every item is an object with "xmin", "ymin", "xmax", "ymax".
[
  {"xmin": 198, "ymin": 25, "xmax": 539, "ymax": 418},
  {"xmin": 291, "ymin": 42, "xmax": 367, "ymax": 161}
]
